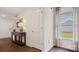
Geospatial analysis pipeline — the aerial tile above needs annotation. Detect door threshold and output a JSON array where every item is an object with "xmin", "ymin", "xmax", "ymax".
[{"xmin": 51, "ymin": 45, "xmax": 77, "ymax": 52}]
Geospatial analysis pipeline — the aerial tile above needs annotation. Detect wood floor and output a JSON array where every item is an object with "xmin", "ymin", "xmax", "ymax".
[{"xmin": 0, "ymin": 38, "xmax": 41, "ymax": 52}]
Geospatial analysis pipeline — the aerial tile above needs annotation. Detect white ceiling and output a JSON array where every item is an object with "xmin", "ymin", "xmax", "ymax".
[
  {"xmin": 0, "ymin": 7, "xmax": 25, "ymax": 17},
  {"xmin": 0, "ymin": 7, "xmax": 42, "ymax": 19}
]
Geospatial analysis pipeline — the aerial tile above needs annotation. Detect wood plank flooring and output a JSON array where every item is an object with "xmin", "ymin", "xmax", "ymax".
[{"xmin": 0, "ymin": 38, "xmax": 41, "ymax": 52}]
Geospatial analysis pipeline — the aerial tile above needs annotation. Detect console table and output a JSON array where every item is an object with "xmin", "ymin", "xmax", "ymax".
[{"xmin": 11, "ymin": 32, "xmax": 26, "ymax": 46}]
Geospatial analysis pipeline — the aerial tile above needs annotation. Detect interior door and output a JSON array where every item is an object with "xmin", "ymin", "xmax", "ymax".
[
  {"xmin": 27, "ymin": 9, "xmax": 43, "ymax": 50},
  {"xmin": 56, "ymin": 7, "xmax": 76, "ymax": 51}
]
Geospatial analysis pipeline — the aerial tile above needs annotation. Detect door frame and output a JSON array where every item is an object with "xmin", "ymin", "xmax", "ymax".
[{"xmin": 55, "ymin": 7, "xmax": 78, "ymax": 51}]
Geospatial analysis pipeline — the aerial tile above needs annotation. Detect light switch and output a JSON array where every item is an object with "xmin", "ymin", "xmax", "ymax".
[{"xmin": 32, "ymin": 30, "xmax": 34, "ymax": 32}]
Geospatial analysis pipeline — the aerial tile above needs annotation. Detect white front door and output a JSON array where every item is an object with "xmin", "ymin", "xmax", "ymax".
[{"xmin": 56, "ymin": 7, "xmax": 77, "ymax": 51}]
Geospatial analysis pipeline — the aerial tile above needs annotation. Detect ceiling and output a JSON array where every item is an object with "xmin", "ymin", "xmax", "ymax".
[
  {"xmin": 0, "ymin": 7, "xmax": 42, "ymax": 19},
  {"xmin": 0, "ymin": 7, "xmax": 25, "ymax": 17}
]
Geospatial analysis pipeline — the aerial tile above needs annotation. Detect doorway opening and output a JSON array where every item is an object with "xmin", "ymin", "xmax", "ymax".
[{"xmin": 55, "ymin": 7, "xmax": 78, "ymax": 51}]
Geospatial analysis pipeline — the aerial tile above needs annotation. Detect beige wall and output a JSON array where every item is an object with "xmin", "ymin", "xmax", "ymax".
[
  {"xmin": 0, "ymin": 7, "xmax": 55, "ymax": 51},
  {"xmin": 43, "ymin": 8, "xmax": 54, "ymax": 51},
  {"xmin": 19, "ymin": 8, "xmax": 44, "ymax": 50},
  {"xmin": 19, "ymin": 8, "xmax": 55, "ymax": 51},
  {"xmin": 0, "ymin": 17, "xmax": 16, "ymax": 39}
]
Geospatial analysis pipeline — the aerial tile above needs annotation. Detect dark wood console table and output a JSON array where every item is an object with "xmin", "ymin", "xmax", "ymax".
[{"xmin": 11, "ymin": 32, "xmax": 26, "ymax": 46}]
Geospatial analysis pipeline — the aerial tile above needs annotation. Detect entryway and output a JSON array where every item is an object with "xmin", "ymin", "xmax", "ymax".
[{"xmin": 54, "ymin": 7, "xmax": 78, "ymax": 51}]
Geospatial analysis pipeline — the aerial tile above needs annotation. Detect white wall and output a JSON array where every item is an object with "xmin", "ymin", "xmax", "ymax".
[
  {"xmin": 0, "ymin": 7, "xmax": 55, "ymax": 51},
  {"xmin": 19, "ymin": 8, "xmax": 55, "ymax": 51},
  {"xmin": 43, "ymin": 8, "xmax": 54, "ymax": 51},
  {"xmin": 19, "ymin": 8, "xmax": 44, "ymax": 50},
  {"xmin": 75, "ymin": 8, "xmax": 79, "ymax": 51},
  {"xmin": 0, "ymin": 17, "xmax": 16, "ymax": 39}
]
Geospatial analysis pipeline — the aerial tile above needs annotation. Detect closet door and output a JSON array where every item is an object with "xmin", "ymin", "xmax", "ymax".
[{"xmin": 28, "ymin": 9, "xmax": 43, "ymax": 50}]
